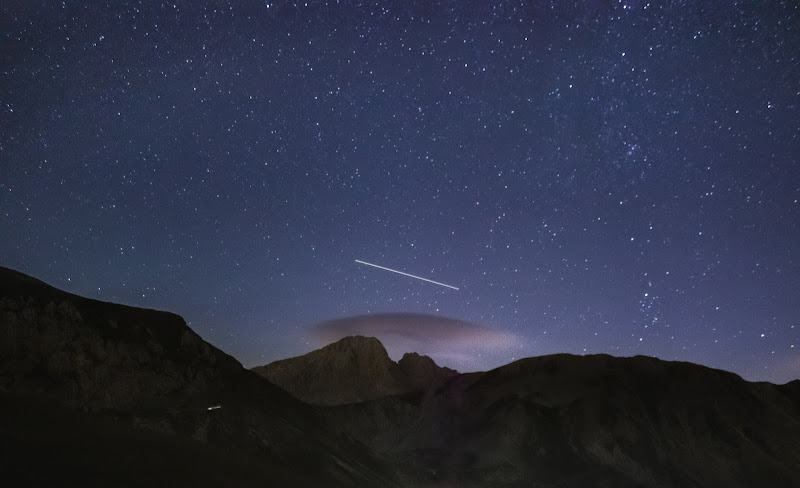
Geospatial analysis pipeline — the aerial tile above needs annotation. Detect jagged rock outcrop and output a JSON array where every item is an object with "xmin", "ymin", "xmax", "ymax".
[
  {"xmin": 252, "ymin": 336, "xmax": 457, "ymax": 405},
  {"xmin": 397, "ymin": 352, "xmax": 457, "ymax": 392}
]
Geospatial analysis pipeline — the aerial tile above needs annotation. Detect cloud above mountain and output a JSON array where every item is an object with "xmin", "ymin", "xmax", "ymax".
[{"xmin": 308, "ymin": 313, "xmax": 520, "ymax": 371}]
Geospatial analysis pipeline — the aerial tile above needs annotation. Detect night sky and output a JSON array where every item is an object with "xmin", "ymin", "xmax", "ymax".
[{"xmin": 2, "ymin": 1, "xmax": 798, "ymax": 383}]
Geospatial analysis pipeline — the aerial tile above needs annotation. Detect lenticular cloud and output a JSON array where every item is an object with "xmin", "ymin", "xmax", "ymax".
[{"xmin": 309, "ymin": 313, "xmax": 519, "ymax": 371}]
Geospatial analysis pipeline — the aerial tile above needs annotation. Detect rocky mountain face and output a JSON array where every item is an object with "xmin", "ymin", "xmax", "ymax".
[
  {"xmin": 398, "ymin": 352, "xmax": 458, "ymax": 392},
  {"xmin": 3, "ymin": 265, "xmax": 800, "ymax": 487},
  {"xmin": 323, "ymin": 353, "xmax": 800, "ymax": 487},
  {"xmin": 255, "ymin": 331, "xmax": 800, "ymax": 487},
  {"xmin": 252, "ymin": 336, "xmax": 456, "ymax": 405},
  {"xmin": 0, "ymin": 266, "xmax": 404, "ymax": 487}
]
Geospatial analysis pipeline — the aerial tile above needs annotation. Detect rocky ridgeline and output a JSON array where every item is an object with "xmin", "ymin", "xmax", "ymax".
[
  {"xmin": 0, "ymin": 292, "xmax": 234, "ymax": 413},
  {"xmin": 0, "ymin": 267, "xmax": 404, "ymax": 487},
  {"xmin": 252, "ymin": 336, "xmax": 457, "ymax": 406},
  {"xmin": 397, "ymin": 352, "xmax": 457, "ymax": 392}
]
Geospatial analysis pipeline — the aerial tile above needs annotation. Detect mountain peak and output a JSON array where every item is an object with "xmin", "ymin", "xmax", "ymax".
[
  {"xmin": 398, "ymin": 352, "xmax": 459, "ymax": 392},
  {"xmin": 252, "ymin": 335, "xmax": 458, "ymax": 405},
  {"xmin": 320, "ymin": 335, "xmax": 388, "ymax": 356},
  {"xmin": 252, "ymin": 336, "xmax": 405, "ymax": 405}
]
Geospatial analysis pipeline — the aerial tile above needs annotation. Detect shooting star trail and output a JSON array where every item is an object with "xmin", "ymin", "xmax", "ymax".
[{"xmin": 355, "ymin": 260, "xmax": 460, "ymax": 290}]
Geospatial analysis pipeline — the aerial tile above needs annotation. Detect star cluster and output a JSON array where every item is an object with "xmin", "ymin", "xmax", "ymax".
[{"xmin": 2, "ymin": 1, "xmax": 798, "ymax": 382}]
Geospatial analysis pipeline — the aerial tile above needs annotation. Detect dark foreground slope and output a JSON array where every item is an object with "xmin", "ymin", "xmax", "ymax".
[
  {"xmin": 0, "ymin": 392, "xmax": 321, "ymax": 487},
  {"xmin": 252, "ymin": 336, "xmax": 456, "ymax": 405},
  {"xmin": 0, "ymin": 266, "xmax": 400, "ymax": 487}
]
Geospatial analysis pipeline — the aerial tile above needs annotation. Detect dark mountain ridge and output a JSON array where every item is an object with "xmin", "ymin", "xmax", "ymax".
[
  {"xmin": 0, "ymin": 266, "xmax": 402, "ymax": 487},
  {"xmin": 2, "ymin": 265, "xmax": 799, "ymax": 487},
  {"xmin": 319, "ymin": 351, "xmax": 800, "ymax": 487}
]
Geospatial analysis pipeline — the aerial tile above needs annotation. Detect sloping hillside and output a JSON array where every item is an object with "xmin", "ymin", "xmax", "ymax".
[
  {"xmin": 322, "ymin": 353, "xmax": 800, "ymax": 487},
  {"xmin": 0, "ymin": 266, "xmax": 401, "ymax": 487}
]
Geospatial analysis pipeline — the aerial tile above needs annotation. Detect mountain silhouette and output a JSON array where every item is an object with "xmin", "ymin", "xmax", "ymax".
[
  {"xmin": 0, "ymin": 266, "xmax": 400, "ymax": 487},
  {"xmin": 252, "ymin": 335, "xmax": 456, "ymax": 405},
  {"xmin": 323, "ymin": 353, "xmax": 800, "ymax": 486},
  {"xmin": 2, "ymin": 265, "xmax": 799, "ymax": 487}
]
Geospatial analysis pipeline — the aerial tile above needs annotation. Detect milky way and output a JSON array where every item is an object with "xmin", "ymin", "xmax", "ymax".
[{"xmin": 1, "ymin": 1, "xmax": 798, "ymax": 382}]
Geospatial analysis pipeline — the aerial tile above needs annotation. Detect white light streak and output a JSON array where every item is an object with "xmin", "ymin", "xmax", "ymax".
[{"xmin": 355, "ymin": 260, "xmax": 459, "ymax": 290}]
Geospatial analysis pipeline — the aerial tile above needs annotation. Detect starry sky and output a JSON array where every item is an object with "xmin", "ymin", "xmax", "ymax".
[{"xmin": 2, "ymin": 1, "xmax": 798, "ymax": 383}]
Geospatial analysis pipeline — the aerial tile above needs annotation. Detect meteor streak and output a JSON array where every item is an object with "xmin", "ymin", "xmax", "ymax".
[{"xmin": 355, "ymin": 259, "xmax": 459, "ymax": 290}]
